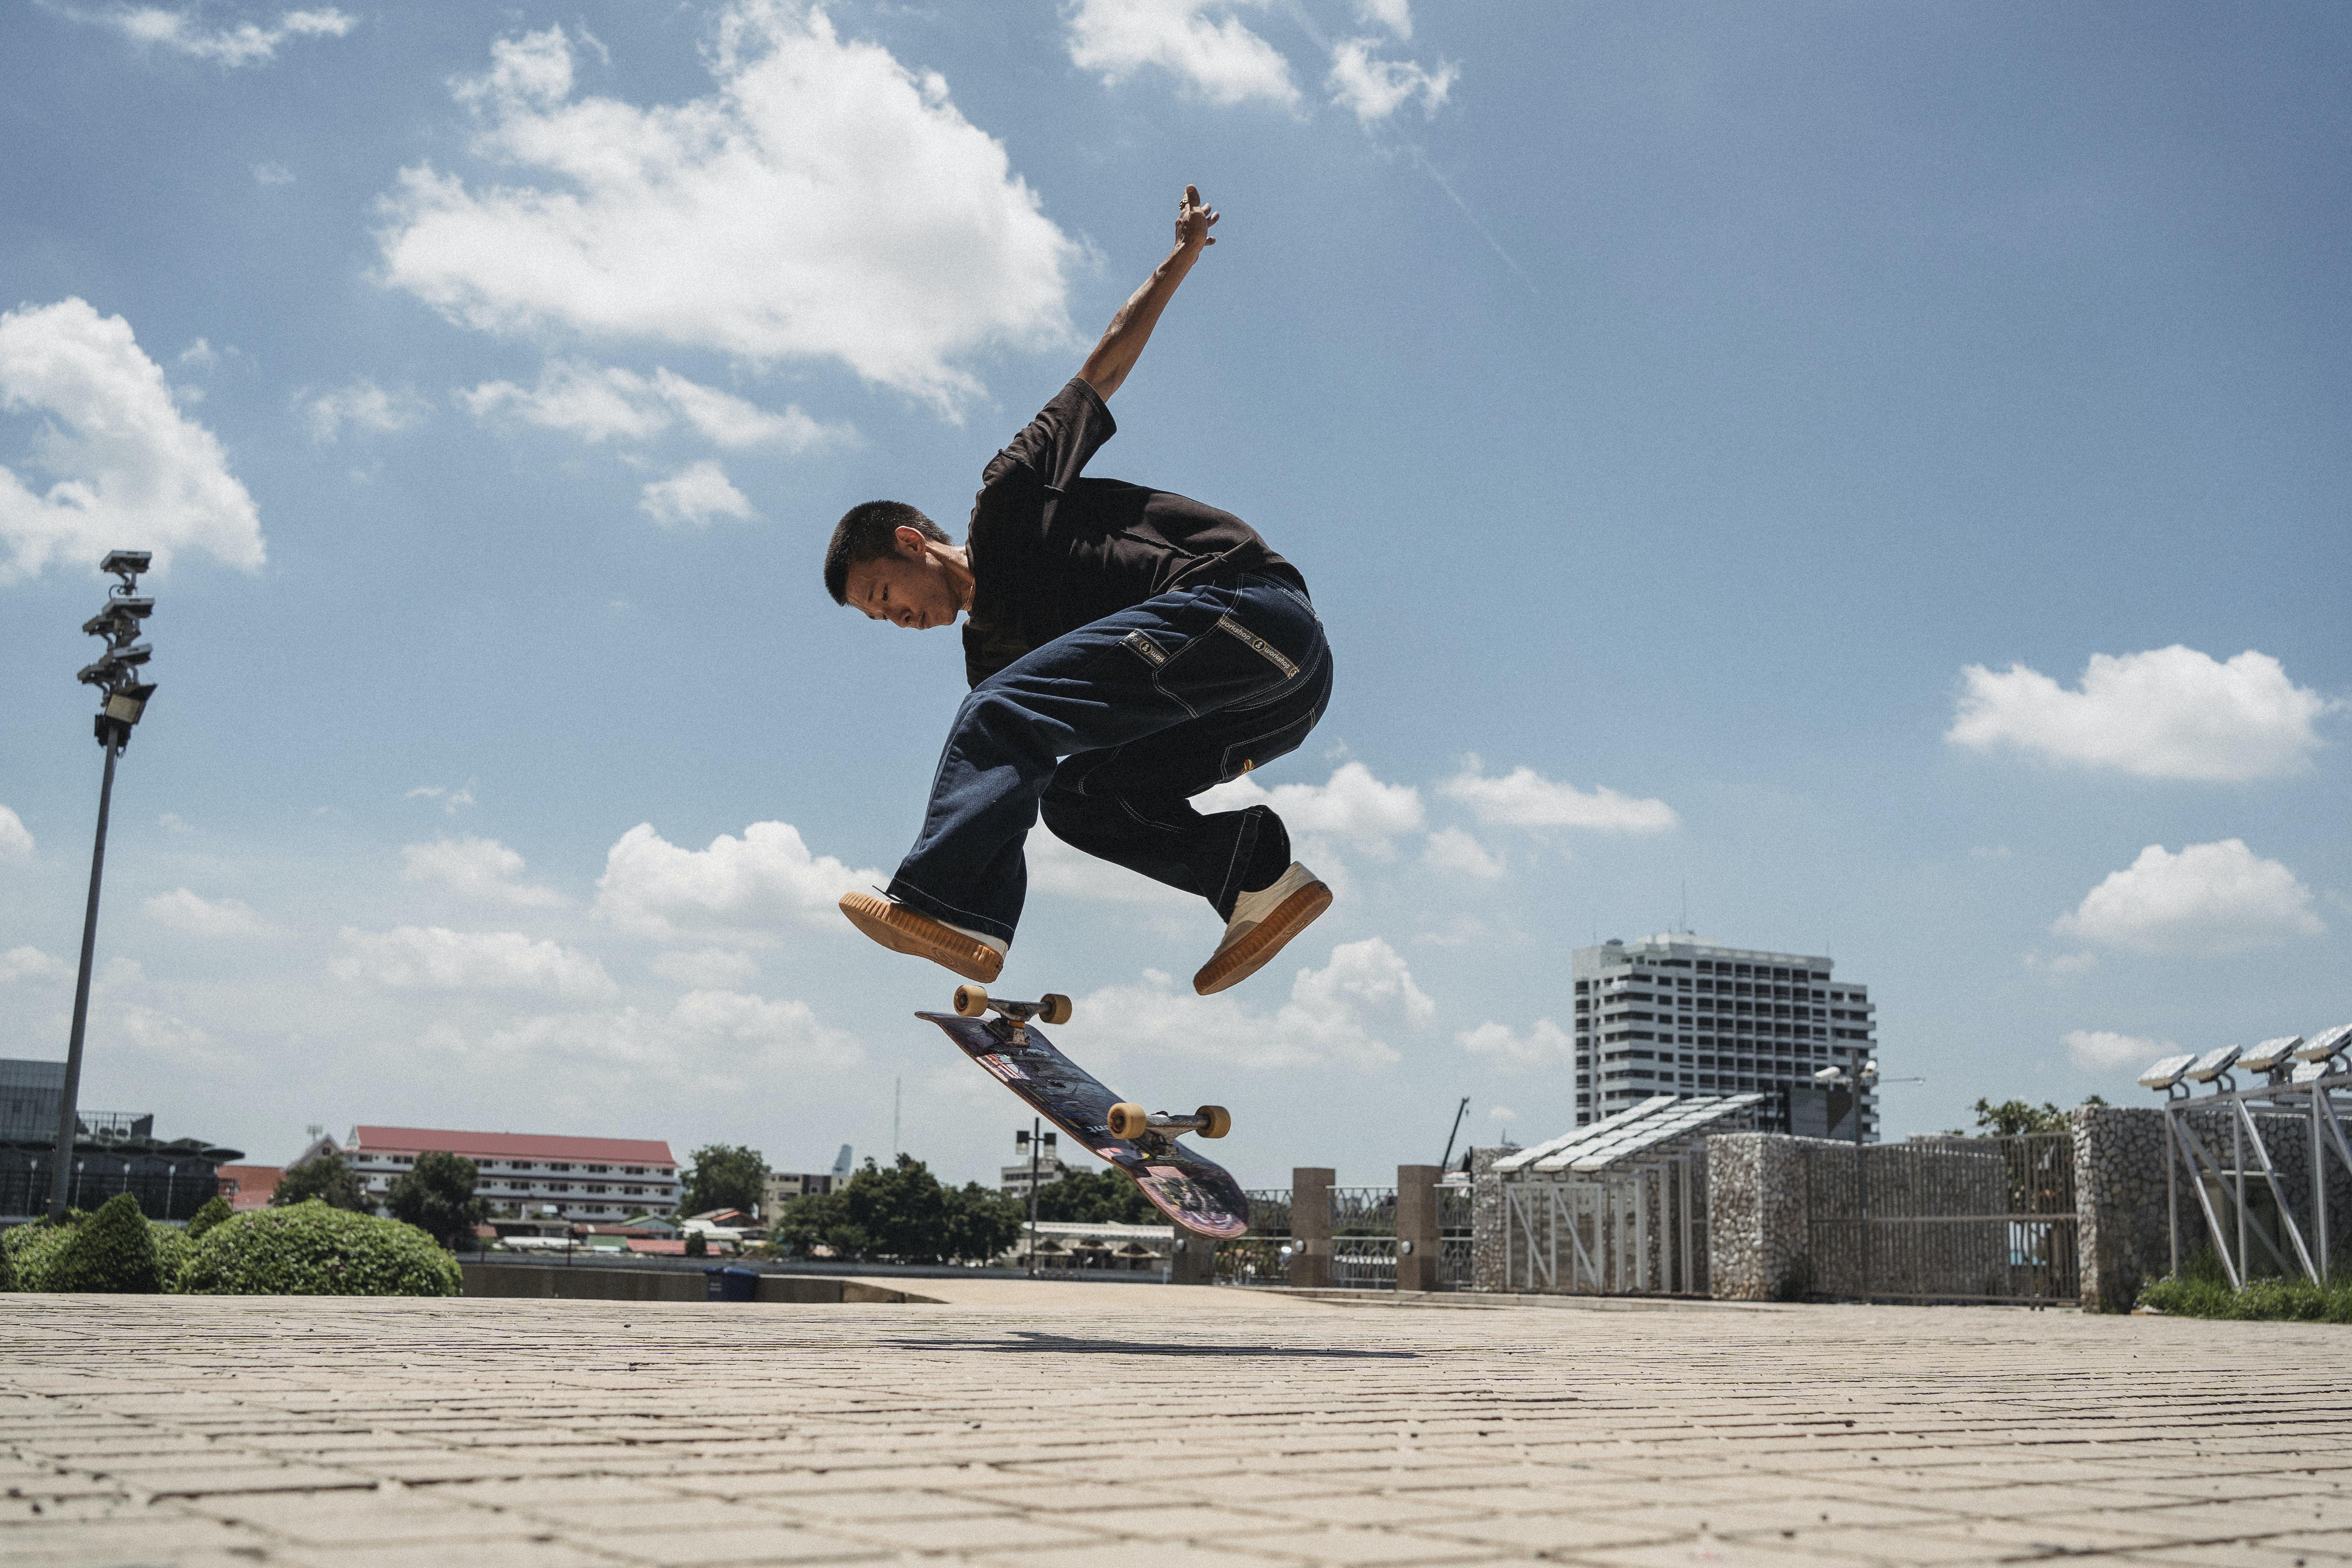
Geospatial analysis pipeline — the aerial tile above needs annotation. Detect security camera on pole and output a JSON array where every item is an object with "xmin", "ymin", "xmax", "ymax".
[{"xmin": 47, "ymin": 550, "xmax": 158, "ymax": 1221}]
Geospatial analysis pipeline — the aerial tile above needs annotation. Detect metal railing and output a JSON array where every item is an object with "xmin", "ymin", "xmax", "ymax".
[
  {"xmin": 0, "ymin": 1159, "xmax": 221, "ymax": 1221},
  {"xmin": 1332, "ymin": 1235, "xmax": 1398, "ymax": 1289},
  {"xmin": 1800, "ymin": 1134, "xmax": 2078, "ymax": 1304}
]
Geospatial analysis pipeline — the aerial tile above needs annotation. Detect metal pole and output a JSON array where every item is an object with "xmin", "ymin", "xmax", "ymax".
[
  {"xmin": 1853, "ymin": 1065, "xmax": 1869, "ymax": 1303},
  {"xmin": 48, "ymin": 739, "xmax": 122, "ymax": 1221},
  {"xmin": 1026, "ymin": 1118, "xmax": 1041, "ymax": 1279},
  {"xmin": 2165, "ymin": 1100, "xmax": 2179, "ymax": 1279}
]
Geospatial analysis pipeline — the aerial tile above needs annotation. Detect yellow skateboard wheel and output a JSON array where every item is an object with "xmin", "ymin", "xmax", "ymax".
[
  {"xmin": 1195, "ymin": 1104, "xmax": 1232, "ymax": 1139},
  {"xmin": 1039, "ymin": 993, "xmax": 1073, "ymax": 1025},
  {"xmin": 1107, "ymin": 1102, "xmax": 1149, "ymax": 1140},
  {"xmin": 953, "ymin": 984, "xmax": 989, "ymax": 1018}
]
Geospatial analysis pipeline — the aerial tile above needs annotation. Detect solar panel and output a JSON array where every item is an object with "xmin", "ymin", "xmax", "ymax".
[
  {"xmin": 2294, "ymin": 1023, "xmax": 2352, "ymax": 1063},
  {"xmin": 2291, "ymin": 1060, "xmax": 2329, "ymax": 1085},
  {"xmin": 1545, "ymin": 1093, "xmax": 1765, "ymax": 1174},
  {"xmin": 1492, "ymin": 1096, "xmax": 1677, "ymax": 1173},
  {"xmin": 2184, "ymin": 1045, "xmax": 2241, "ymax": 1083},
  {"xmin": 2137, "ymin": 1053, "xmax": 2196, "ymax": 1090},
  {"xmin": 2238, "ymin": 1036, "xmax": 2303, "ymax": 1073}
]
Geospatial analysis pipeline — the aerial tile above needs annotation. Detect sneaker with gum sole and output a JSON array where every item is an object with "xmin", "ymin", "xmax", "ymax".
[
  {"xmin": 839, "ymin": 891, "xmax": 1005, "ymax": 982},
  {"xmin": 1193, "ymin": 862, "xmax": 1331, "ymax": 995}
]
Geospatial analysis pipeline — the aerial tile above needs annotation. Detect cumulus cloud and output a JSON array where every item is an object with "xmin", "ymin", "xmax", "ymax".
[
  {"xmin": 1199, "ymin": 761, "xmax": 1425, "ymax": 857},
  {"xmin": 76, "ymin": 5, "xmax": 356, "ymax": 67},
  {"xmin": 1079, "ymin": 936, "xmax": 1430, "ymax": 1071},
  {"xmin": 401, "ymin": 837, "xmax": 564, "ymax": 908},
  {"xmin": 1065, "ymin": 0, "xmax": 1300, "ymax": 107},
  {"xmin": 142, "ymin": 888, "xmax": 281, "ymax": 939},
  {"xmin": 1440, "ymin": 757, "xmax": 1677, "ymax": 833},
  {"xmin": 459, "ymin": 361, "xmax": 850, "ymax": 452},
  {"xmin": 332, "ymin": 925, "xmax": 617, "ymax": 999},
  {"xmin": 2064, "ymin": 1028, "xmax": 2178, "ymax": 1071},
  {"xmin": 640, "ymin": 461, "xmax": 755, "ymax": 529},
  {"xmin": 111, "ymin": 1001, "xmax": 246, "ymax": 1069},
  {"xmin": 1354, "ymin": 0, "xmax": 1414, "ymax": 38},
  {"xmin": 461, "ymin": 989, "xmax": 860, "ymax": 1074},
  {"xmin": 0, "ymin": 805, "xmax": 31, "ymax": 863},
  {"xmin": 593, "ymin": 819, "xmax": 880, "ymax": 944},
  {"xmin": 1027, "ymin": 824, "xmax": 1193, "ymax": 906},
  {"xmin": 0, "ymin": 298, "xmax": 265, "ymax": 583},
  {"xmin": 1326, "ymin": 37, "xmax": 1455, "ymax": 125},
  {"xmin": 1, "ymin": 946, "xmax": 70, "ymax": 984},
  {"xmin": 377, "ymin": 11, "xmax": 1080, "ymax": 412},
  {"xmin": 406, "ymin": 782, "xmax": 475, "ymax": 815},
  {"xmin": 1456, "ymin": 1016, "xmax": 1574, "ymax": 1069},
  {"xmin": 1947, "ymin": 646, "xmax": 2337, "ymax": 782},
  {"xmin": 1421, "ymin": 826, "xmax": 1503, "ymax": 880},
  {"xmin": 303, "ymin": 378, "xmax": 429, "ymax": 442},
  {"xmin": 2054, "ymin": 839, "xmax": 2325, "ymax": 955}
]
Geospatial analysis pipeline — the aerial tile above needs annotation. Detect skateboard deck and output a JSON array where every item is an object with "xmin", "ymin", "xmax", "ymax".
[{"xmin": 920, "ymin": 1007, "xmax": 1250, "ymax": 1240}]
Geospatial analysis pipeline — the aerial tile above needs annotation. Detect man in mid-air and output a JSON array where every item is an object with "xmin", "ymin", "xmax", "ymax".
[{"xmin": 824, "ymin": 185, "xmax": 1332, "ymax": 996}]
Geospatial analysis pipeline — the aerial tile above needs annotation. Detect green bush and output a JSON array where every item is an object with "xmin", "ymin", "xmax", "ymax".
[
  {"xmin": 180, "ymin": 1200, "xmax": 461, "ymax": 1296},
  {"xmin": 2137, "ymin": 1248, "xmax": 2352, "ymax": 1322},
  {"xmin": 47, "ymin": 1193, "xmax": 164, "ymax": 1293},
  {"xmin": 3, "ymin": 1215, "xmax": 82, "ymax": 1291},
  {"xmin": 0, "ymin": 1232, "xmax": 15, "ymax": 1292},
  {"xmin": 185, "ymin": 1195, "xmax": 233, "ymax": 1239}
]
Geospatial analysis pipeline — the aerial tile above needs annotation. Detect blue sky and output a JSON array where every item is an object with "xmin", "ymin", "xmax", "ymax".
[{"xmin": 1, "ymin": 0, "xmax": 2345, "ymax": 1190}]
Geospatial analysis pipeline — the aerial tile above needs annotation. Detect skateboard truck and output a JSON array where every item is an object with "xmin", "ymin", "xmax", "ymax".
[
  {"xmin": 1107, "ymin": 1103, "xmax": 1232, "ymax": 1148},
  {"xmin": 952, "ymin": 984, "xmax": 1071, "ymax": 1047}
]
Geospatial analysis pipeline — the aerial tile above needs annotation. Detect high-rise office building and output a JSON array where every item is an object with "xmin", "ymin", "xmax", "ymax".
[{"xmin": 1570, "ymin": 935, "xmax": 1879, "ymax": 1138}]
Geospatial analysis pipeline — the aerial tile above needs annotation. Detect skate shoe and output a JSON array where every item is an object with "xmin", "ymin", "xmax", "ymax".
[
  {"xmin": 1193, "ymin": 862, "xmax": 1331, "ymax": 995},
  {"xmin": 839, "ymin": 891, "xmax": 1005, "ymax": 982}
]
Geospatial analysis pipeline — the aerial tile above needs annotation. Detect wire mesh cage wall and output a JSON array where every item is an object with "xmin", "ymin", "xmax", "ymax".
[
  {"xmin": 1800, "ymin": 1134, "xmax": 2078, "ymax": 1304},
  {"xmin": 1501, "ymin": 1158, "xmax": 1707, "ymax": 1296}
]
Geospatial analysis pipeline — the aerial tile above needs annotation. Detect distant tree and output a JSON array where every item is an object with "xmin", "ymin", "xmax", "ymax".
[
  {"xmin": 1953, "ymin": 1094, "xmax": 2109, "ymax": 1138},
  {"xmin": 768, "ymin": 1156, "xmax": 1020, "ymax": 1264},
  {"xmin": 185, "ymin": 1195, "xmax": 233, "ymax": 1239},
  {"xmin": 384, "ymin": 1152, "xmax": 487, "ymax": 1250},
  {"xmin": 684, "ymin": 1230, "xmax": 708, "ymax": 1258},
  {"xmin": 768, "ymin": 1188, "xmax": 867, "ymax": 1259},
  {"xmin": 683, "ymin": 1144, "xmax": 768, "ymax": 1215},
  {"xmin": 943, "ymin": 1181, "xmax": 1025, "ymax": 1264},
  {"xmin": 271, "ymin": 1151, "xmax": 369, "ymax": 1211},
  {"xmin": 1034, "ymin": 1167, "xmax": 1156, "ymax": 1225}
]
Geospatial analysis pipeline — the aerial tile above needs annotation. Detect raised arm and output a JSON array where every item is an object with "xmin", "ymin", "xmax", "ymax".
[{"xmin": 1077, "ymin": 184, "xmax": 1219, "ymax": 400}]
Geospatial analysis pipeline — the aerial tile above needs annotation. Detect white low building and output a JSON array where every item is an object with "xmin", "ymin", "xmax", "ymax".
[{"xmin": 347, "ymin": 1125, "xmax": 682, "ymax": 1222}]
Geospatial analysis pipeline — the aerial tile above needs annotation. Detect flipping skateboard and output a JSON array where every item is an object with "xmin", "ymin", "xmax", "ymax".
[{"xmin": 919, "ymin": 985, "xmax": 1250, "ymax": 1240}]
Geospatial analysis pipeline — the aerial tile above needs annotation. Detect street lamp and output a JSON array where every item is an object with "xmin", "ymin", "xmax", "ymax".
[
  {"xmin": 1015, "ymin": 1123, "xmax": 1057, "ymax": 1278},
  {"xmin": 1814, "ymin": 1053, "xmax": 1878, "ymax": 1299},
  {"xmin": 48, "ymin": 550, "xmax": 158, "ymax": 1221}
]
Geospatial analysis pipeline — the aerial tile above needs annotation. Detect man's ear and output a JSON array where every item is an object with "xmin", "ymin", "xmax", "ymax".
[{"xmin": 893, "ymin": 525, "xmax": 930, "ymax": 561}]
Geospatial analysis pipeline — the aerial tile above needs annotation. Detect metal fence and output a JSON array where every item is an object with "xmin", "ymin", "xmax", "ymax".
[
  {"xmin": 1438, "ymin": 1183, "xmax": 1474, "ymax": 1290},
  {"xmin": 0, "ymin": 1159, "xmax": 226, "ymax": 1221},
  {"xmin": 1218, "ymin": 1189, "xmax": 1291, "ymax": 1285},
  {"xmin": 1215, "ymin": 1182, "xmax": 1473, "ymax": 1290},
  {"xmin": 1800, "ymin": 1134, "xmax": 2078, "ymax": 1304}
]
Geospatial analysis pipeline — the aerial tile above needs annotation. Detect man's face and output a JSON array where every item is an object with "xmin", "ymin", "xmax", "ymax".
[{"xmin": 844, "ymin": 530, "xmax": 962, "ymax": 630}]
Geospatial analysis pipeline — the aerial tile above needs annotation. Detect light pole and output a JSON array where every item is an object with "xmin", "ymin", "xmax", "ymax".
[
  {"xmin": 1015, "ymin": 1122, "xmax": 1057, "ymax": 1278},
  {"xmin": 1814, "ymin": 1052, "xmax": 1878, "ymax": 1299},
  {"xmin": 48, "ymin": 550, "xmax": 158, "ymax": 1222}
]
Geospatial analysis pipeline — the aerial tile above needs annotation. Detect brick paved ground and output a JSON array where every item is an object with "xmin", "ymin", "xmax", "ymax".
[{"xmin": 3, "ymin": 1284, "xmax": 2347, "ymax": 1568}]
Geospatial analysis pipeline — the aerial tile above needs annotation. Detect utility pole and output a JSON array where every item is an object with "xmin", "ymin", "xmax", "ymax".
[{"xmin": 49, "ymin": 551, "xmax": 158, "ymax": 1222}]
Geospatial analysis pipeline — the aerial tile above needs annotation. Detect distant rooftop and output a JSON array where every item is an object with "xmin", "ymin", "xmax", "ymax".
[{"xmin": 351, "ymin": 1126, "xmax": 676, "ymax": 1164}]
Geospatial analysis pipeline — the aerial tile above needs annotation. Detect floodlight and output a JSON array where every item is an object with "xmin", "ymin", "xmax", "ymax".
[
  {"xmin": 1813, "ymin": 1065, "xmax": 1842, "ymax": 1082},
  {"xmin": 100, "ymin": 550, "xmax": 152, "ymax": 577},
  {"xmin": 104, "ymin": 685, "xmax": 154, "ymax": 724},
  {"xmin": 83, "ymin": 608, "xmax": 138, "ymax": 638},
  {"xmin": 2237, "ymin": 1036, "xmax": 2302, "ymax": 1074},
  {"xmin": 2294, "ymin": 1024, "xmax": 2352, "ymax": 1063},
  {"xmin": 2137, "ymin": 1053, "xmax": 2196, "ymax": 1091},
  {"xmin": 2184, "ymin": 1044, "xmax": 2241, "ymax": 1083},
  {"xmin": 102, "ymin": 643, "xmax": 152, "ymax": 670}
]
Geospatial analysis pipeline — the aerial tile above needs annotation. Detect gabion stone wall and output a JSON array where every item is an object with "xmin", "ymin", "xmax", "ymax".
[
  {"xmin": 2073, "ymin": 1105, "xmax": 2167, "ymax": 1314},
  {"xmin": 1704, "ymin": 1132, "xmax": 1813, "ymax": 1300},
  {"xmin": 1469, "ymin": 1146, "xmax": 1510, "ymax": 1292}
]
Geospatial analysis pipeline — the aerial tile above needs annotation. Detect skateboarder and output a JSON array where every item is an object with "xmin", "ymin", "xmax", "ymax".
[{"xmin": 824, "ymin": 185, "xmax": 1332, "ymax": 996}]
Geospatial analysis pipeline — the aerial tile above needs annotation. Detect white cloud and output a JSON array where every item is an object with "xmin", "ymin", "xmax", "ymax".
[
  {"xmin": 1456, "ymin": 1016, "xmax": 1574, "ymax": 1069},
  {"xmin": 1488, "ymin": 1105, "xmax": 1517, "ymax": 1123},
  {"xmin": 1065, "ymin": 0, "xmax": 1300, "ymax": 107},
  {"xmin": 460, "ymin": 361, "xmax": 848, "ymax": 452},
  {"xmin": 1421, "ymin": 826, "xmax": 1503, "ymax": 880},
  {"xmin": 401, "ymin": 837, "xmax": 564, "ymax": 908},
  {"xmin": 406, "ymin": 782, "xmax": 475, "ymax": 815},
  {"xmin": 111, "ymin": 1001, "xmax": 246, "ymax": 1070},
  {"xmin": 2054, "ymin": 839, "xmax": 2325, "ymax": 955},
  {"xmin": 1326, "ymin": 37, "xmax": 1455, "ymax": 125},
  {"xmin": 83, "ymin": 6, "xmax": 357, "ymax": 67},
  {"xmin": 0, "ymin": 298, "xmax": 265, "ymax": 583},
  {"xmin": 253, "ymin": 162, "xmax": 295, "ymax": 185},
  {"xmin": 593, "ymin": 820, "xmax": 880, "ymax": 944},
  {"xmin": 2022, "ymin": 949, "xmax": 2099, "ymax": 981},
  {"xmin": 1199, "ymin": 761, "xmax": 1425, "ymax": 856},
  {"xmin": 649, "ymin": 947, "xmax": 760, "ymax": 988},
  {"xmin": 463, "ymin": 989, "xmax": 860, "ymax": 1074},
  {"xmin": 176, "ymin": 339, "xmax": 217, "ymax": 367},
  {"xmin": 1440, "ymin": 757, "xmax": 1677, "ymax": 833},
  {"xmin": 2064, "ymin": 1028, "xmax": 2178, "ymax": 1071},
  {"xmin": 303, "ymin": 378, "xmax": 429, "ymax": 442},
  {"xmin": 0, "ymin": 805, "xmax": 31, "ymax": 863},
  {"xmin": 1078, "ymin": 936, "xmax": 1430, "ymax": 1071},
  {"xmin": 332, "ymin": 925, "xmax": 617, "ymax": 999},
  {"xmin": 640, "ymin": 461, "xmax": 754, "ymax": 529},
  {"xmin": 1027, "ymin": 824, "xmax": 1193, "ymax": 906},
  {"xmin": 142, "ymin": 887, "xmax": 281, "ymax": 939},
  {"xmin": 1354, "ymin": 0, "xmax": 1414, "ymax": 38},
  {"xmin": 1, "ymin": 946, "xmax": 70, "ymax": 985},
  {"xmin": 378, "ymin": 11, "xmax": 1080, "ymax": 412},
  {"xmin": 1947, "ymin": 646, "xmax": 2337, "ymax": 782}
]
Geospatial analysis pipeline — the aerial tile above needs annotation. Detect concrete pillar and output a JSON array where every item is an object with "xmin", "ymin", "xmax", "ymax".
[
  {"xmin": 1396, "ymin": 1163, "xmax": 1439, "ymax": 1292},
  {"xmin": 1168, "ymin": 1230, "xmax": 1217, "ymax": 1286},
  {"xmin": 1289, "ymin": 1167, "xmax": 1334, "ymax": 1289}
]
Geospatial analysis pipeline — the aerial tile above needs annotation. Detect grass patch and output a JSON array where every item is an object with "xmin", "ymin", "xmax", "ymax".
[{"xmin": 2138, "ymin": 1248, "xmax": 2352, "ymax": 1322}]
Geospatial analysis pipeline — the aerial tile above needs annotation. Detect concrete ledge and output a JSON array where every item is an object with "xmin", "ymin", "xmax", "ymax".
[{"xmin": 461, "ymin": 1262, "xmax": 941, "ymax": 1304}]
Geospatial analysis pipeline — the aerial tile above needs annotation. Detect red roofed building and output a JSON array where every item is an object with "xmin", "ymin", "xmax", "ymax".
[
  {"xmin": 347, "ymin": 1127, "xmax": 683, "ymax": 1223},
  {"xmin": 215, "ymin": 1163, "xmax": 283, "ymax": 1211}
]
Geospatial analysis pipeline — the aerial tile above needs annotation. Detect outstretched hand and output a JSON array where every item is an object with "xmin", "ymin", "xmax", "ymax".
[{"xmin": 1175, "ymin": 184, "xmax": 1219, "ymax": 252}]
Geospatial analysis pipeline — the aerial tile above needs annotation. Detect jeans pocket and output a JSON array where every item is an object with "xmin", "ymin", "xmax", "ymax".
[
  {"xmin": 1150, "ymin": 613, "xmax": 1295, "ymax": 719},
  {"xmin": 1219, "ymin": 703, "xmax": 1321, "ymax": 784}
]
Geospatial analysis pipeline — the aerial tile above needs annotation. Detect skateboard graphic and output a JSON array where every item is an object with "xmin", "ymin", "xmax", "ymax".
[{"xmin": 919, "ymin": 986, "xmax": 1251, "ymax": 1240}]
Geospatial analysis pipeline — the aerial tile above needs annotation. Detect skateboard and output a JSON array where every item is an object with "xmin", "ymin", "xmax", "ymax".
[{"xmin": 918, "ymin": 985, "xmax": 1251, "ymax": 1240}]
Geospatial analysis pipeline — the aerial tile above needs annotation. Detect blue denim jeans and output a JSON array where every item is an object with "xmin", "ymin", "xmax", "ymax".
[{"xmin": 886, "ymin": 573, "xmax": 1333, "ymax": 944}]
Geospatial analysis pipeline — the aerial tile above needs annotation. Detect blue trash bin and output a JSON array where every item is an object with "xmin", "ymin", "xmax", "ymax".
[{"xmin": 705, "ymin": 1265, "xmax": 758, "ymax": 1302}]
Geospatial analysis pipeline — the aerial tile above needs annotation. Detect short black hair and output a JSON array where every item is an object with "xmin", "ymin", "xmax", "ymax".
[{"xmin": 824, "ymin": 501, "xmax": 949, "ymax": 605}]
